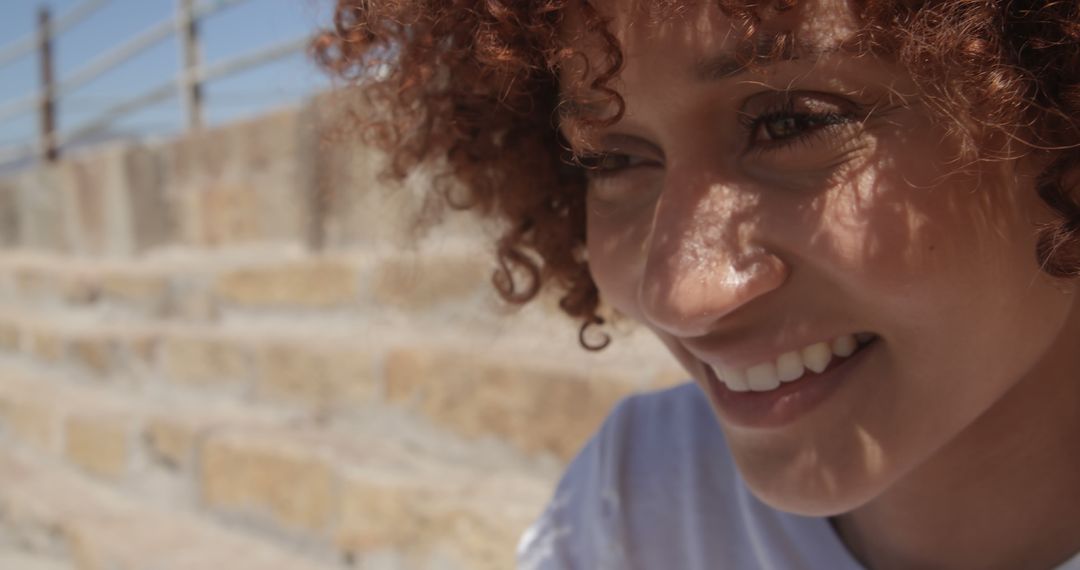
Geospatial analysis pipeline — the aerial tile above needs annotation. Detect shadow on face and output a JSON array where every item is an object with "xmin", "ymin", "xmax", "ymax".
[{"xmin": 559, "ymin": 0, "xmax": 1069, "ymax": 515}]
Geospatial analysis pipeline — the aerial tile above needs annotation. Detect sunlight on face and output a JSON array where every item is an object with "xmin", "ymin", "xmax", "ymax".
[{"xmin": 561, "ymin": 0, "xmax": 1076, "ymax": 515}]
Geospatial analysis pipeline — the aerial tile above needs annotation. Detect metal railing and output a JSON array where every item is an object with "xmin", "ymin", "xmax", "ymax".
[{"xmin": 0, "ymin": 0, "xmax": 312, "ymax": 167}]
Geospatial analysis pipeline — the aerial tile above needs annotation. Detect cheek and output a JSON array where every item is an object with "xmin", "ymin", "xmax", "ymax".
[
  {"xmin": 760, "ymin": 156, "xmax": 1069, "ymax": 501},
  {"xmin": 814, "ymin": 150, "xmax": 1061, "ymax": 373},
  {"xmin": 815, "ymin": 139, "xmax": 953, "ymax": 261},
  {"xmin": 585, "ymin": 206, "xmax": 651, "ymax": 318},
  {"xmin": 805, "ymin": 137, "xmax": 1026, "ymax": 299}
]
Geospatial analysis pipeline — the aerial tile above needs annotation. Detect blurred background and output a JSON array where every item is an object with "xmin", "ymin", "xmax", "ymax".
[
  {"xmin": 0, "ymin": 0, "xmax": 331, "ymax": 172},
  {"xmin": 0, "ymin": 1, "xmax": 681, "ymax": 569}
]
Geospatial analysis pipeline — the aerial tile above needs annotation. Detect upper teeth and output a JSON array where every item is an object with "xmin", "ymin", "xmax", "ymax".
[{"xmin": 709, "ymin": 333, "xmax": 873, "ymax": 393}]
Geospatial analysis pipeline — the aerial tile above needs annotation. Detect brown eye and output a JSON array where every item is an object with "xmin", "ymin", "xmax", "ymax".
[
  {"xmin": 754, "ymin": 112, "xmax": 852, "ymax": 143},
  {"xmin": 578, "ymin": 153, "xmax": 652, "ymax": 177},
  {"xmin": 739, "ymin": 90, "xmax": 864, "ymax": 155}
]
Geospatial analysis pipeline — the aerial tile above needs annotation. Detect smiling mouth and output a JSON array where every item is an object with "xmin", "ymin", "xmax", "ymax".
[{"xmin": 707, "ymin": 332, "xmax": 878, "ymax": 393}]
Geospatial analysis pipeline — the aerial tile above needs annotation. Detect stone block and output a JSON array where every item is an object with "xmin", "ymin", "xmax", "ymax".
[
  {"xmin": 193, "ymin": 181, "xmax": 263, "ymax": 244},
  {"xmin": 297, "ymin": 92, "xmax": 498, "ymax": 250},
  {"xmin": 70, "ymin": 336, "xmax": 114, "ymax": 376},
  {"xmin": 59, "ymin": 156, "xmax": 105, "ymax": 255},
  {"xmin": 384, "ymin": 348, "xmax": 632, "ymax": 461},
  {"xmin": 199, "ymin": 432, "xmax": 336, "ymax": 533},
  {"xmin": 13, "ymin": 266, "xmax": 97, "ymax": 305},
  {"xmin": 335, "ymin": 475, "xmax": 442, "ymax": 554},
  {"xmin": 59, "ymin": 144, "xmax": 171, "ymax": 256},
  {"xmin": 161, "ymin": 108, "xmax": 298, "ymax": 185},
  {"xmin": 126, "ymin": 331, "xmax": 159, "ymax": 366},
  {"xmin": 214, "ymin": 260, "xmax": 357, "ymax": 309},
  {"xmin": 0, "ymin": 437, "xmax": 332, "ymax": 570},
  {"xmin": 255, "ymin": 342, "xmax": 375, "ymax": 411},
  {"xmin": 144, "ymin": 416, "xmax": 198, "ymax": 470},
  {"xmin": 0, "ymin": 393, "xmax": 58, "ymax": 452},
  {"xmin": 371, "ymin": 254, "xmax": 489, "ymax": 311},
  {"xmin": 160, "ymin": 335, "xmax": 251, "ymax": 388},
  {"xmin": 160, "ymin": 110, "xmax": 307, "ymax": 247},
  {"xmin": 98, "ymin": 271, "xmax": 171, "ymax": 316},
  {"xmin": 0, "ymin": 550, "xmax": 72, "ymax": 570},
  {"xmin": 169, "ymin": 278, "xmax": 219, "ymax": 321},
  {"xmin": 13, "ymin": 165, "xmax": 64, "ymax": 251},
  {"xmin": 26, "ymin": 329, "xmax": 66, "ymax": 363},
  {"xmin": 0, "ymin": 320, "xmax": 19, "ymax": 352},
  {"xmin": 0, "ymin": 175, "xmax": 20, "ymax": 246},
  {"xmin": 64, "ymin": 413, "xmax": 130, "ymax": 480},
  {"xmin": 296, "ymin": 92, "xmax": 441, "ymax": 250},
  {"xmin": 336, "ymin": 472, "xmax": 528, "ymax": 570}
]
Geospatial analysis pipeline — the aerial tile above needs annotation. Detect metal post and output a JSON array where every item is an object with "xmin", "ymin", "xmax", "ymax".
[
  {"xmin": 37, "ymin": 7, "xmax": 58, "ymax": 161},
  {"xmin": 177, "ymin": 0, "xmax": 203, "ymax": 130}
]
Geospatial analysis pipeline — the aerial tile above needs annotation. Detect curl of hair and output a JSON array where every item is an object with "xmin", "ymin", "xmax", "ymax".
[{"xmin": 313, "ymin": 0, "xmax": 1080, "ymax": 350}]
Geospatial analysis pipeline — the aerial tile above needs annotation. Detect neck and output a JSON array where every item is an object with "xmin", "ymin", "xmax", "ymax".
[{"xmin": 832, "ymin": 333, "xmax": 1080, "ymax": 570}]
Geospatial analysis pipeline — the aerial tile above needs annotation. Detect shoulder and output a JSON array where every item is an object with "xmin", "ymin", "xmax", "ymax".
[
  {"xmin": 565, "ymin": 382, "xmax": 731, "ymax": 492},
  {"xmin": 516, "ymin": 383, "xmax": 739, "ymax": 570},
  {"xmin": 604, "ymin": 381, "xmax": 716, "ymax": 434},
  {"xmin": 592, "ymin": 382, "xmax": 732, "ymax": 484}
]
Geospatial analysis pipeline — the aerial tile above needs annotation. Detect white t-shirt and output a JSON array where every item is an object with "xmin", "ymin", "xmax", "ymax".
[{"xmin": 516, "ymin": 382, "xmax": 1080, "ymax": 570}]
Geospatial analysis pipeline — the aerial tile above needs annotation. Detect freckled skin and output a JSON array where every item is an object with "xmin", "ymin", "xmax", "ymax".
[{"xmin": 562, "ymin": 0, "xmax": 1080, "ymax": 568}]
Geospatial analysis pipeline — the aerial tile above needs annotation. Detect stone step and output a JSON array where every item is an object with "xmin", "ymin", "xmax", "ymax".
[
  {"xmin": 0, "ymin": 444, "xmax": 336, "ymax": 570},
  {"xmin": 0, "ymin": 549, "xmax": 74, "ymax": 570},
  {"xmin": 0, "ymin": 305, "xmax": 682, "ymax": 463},
  {"xmin": 0, "ymin": 354, "xmax": 556, "ymax": 570},
  {"xmin": 0, "ymin": 245, "xmax": 503, "ymax": 325},
  {"xmin": 0, "ymin": 244, "xmax": 679, "ymax": 370}
]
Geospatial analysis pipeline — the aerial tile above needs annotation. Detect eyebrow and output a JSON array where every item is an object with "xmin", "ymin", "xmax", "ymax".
[
  {"xmin": 692, "ymin": 50, "xmax": 775, "ymax": 81},
  {"xmin": 693, "ymin": 35, "xmax": 833, "ymax": 81},
  {"xmin": 559, "ymin": 38, "xmax": 835, "ymax": 122}
]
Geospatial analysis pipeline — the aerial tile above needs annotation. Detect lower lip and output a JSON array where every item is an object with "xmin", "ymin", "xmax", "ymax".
[{"xmin": 705, "ymin": 339, "xmax": 878, "ymax": 429}]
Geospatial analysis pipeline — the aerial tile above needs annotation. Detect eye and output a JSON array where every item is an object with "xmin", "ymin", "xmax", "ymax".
[
  {"xmin": 739, "ymin": 91, "xmax": 862, "ymax": 153},
  {"xmin": 577, "ymin": 152, "xmax": 656, "ymax": 178},
  {"xmin": 752, "ymin": 111, "xmax": 852, "ymax": 143}
]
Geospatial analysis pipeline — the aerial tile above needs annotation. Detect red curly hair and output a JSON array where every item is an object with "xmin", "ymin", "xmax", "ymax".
[{"xmin": 313, "ymin": 0, "xmax": 1080, "ymax": 349}]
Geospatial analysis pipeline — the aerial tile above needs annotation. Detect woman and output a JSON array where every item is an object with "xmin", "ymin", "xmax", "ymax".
[{"xmin": 317, "ymin": 1, "xmax": 1080, "ymax": 568}]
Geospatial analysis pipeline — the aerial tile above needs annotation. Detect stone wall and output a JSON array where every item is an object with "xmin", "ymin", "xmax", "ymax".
[{"xmin": 0, "ymin": 92, "xmax": 683, "ymax": 570}]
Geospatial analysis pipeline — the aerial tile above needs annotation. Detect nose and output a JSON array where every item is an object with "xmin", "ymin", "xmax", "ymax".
[{"xmin": 638, "ymin": 177, "xmax": 788, "ymax": 338}]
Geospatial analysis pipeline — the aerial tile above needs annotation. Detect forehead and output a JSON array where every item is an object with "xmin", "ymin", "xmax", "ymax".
[
  {"xmin": 559, "ymin": 0, "xmax": 864, "ymax": 98},
  {"xmin": 564, "ymin": 0, "xmax": 861, "ymax": 43}
]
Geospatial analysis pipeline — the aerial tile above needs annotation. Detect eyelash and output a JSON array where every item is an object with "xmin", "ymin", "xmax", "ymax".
[
  {"xmin": 576, "ymin": 152, "xmax": 653, "ymax": 176},
  {"xmin": 577, "ymin": 99, "xmax": 858, "ymax": 178},
  {"xmin": 737, "ymin": 99, "xmax": 856, "ymax": 155}
]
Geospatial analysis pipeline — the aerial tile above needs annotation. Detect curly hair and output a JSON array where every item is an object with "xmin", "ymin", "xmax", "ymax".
[{"xmin": 312, "ymin": 0, "xmax": 1080, "ymax": 350}]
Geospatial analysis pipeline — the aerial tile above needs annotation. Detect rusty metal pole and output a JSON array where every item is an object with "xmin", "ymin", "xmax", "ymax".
[
  {"xmin": 177, "ymin": 0, "xmax": 203, "ymax": 130},
  {"xmin": 37, "ymin": 6, "xmax": 58, "ymax": 161}
]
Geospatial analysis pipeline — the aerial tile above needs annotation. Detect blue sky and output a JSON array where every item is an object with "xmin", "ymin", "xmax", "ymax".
[{"xmin": 0, "ymin": 0, "xmax": 336, "ymax": 152}]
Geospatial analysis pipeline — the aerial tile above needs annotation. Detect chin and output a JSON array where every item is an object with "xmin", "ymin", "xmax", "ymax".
[
  {"xmin": 751, "ymin": 487, "xmax": 870, "ymax": 518},
  {"xmin": 734, "ymin": 460, "xmax": 887, "ymax": 517}
]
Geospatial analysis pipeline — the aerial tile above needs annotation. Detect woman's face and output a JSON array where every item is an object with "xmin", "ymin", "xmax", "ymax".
[{"xmin": 561, "ymin": 0, "xmax": 1080, "ymax": 515}]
